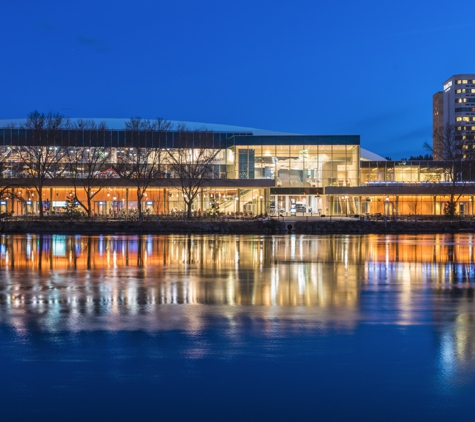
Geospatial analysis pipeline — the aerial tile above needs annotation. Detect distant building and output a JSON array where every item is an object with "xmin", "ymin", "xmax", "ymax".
[{"xmin": 433, "ymin": 74, "xmax": 475, "ymax": 159}]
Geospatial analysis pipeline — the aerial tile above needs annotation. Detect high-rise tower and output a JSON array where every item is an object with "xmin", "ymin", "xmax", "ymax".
[{"xmin": 433, "ymin": 74, "xmax": 475, "ymax": 159}]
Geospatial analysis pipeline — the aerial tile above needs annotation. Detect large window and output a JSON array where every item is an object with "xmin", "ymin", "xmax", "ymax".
[{"xmin": 238, "ymin": 149, "xmax": 255, "ymax": 179}]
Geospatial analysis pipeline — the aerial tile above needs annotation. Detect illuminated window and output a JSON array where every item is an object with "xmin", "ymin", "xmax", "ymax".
[
  {"xmin": 463, "ymin": 79, "xmax": 468, "ymax": 83},
  {"xmin": 456, "ymin": 117, "xmax": 462, "ymax": 121},
  {"xmin": 457, "ymin": 80, "xmax": 462, "ymax": 84},
  {"xmin": 463, "ymin": 117, "xmax": 470, "ymax": 121}
]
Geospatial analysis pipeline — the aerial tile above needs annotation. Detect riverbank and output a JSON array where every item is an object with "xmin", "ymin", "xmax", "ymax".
[{"xmin": 2, "ymin": 216, "xmax": 475, "ymax": 235}]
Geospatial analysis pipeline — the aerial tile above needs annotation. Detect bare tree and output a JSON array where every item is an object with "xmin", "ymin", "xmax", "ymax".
[
  {"xmin": 73, "ymin": 118, "xmax": 107, "ymax": 131},
  {"xmin": 124, "ymin": 117, "xmax": 155, "ymax": 131},
  {"xmin": 67, "ymin": 120, "xmax": 112, "ymax": 217},
  {"xmin": 113, "ymin": 117, "xmax": 170, "ymax": 222},
  {"xmin": 425, "ymin": 124, "xmax": 475, "ymax": 218},
  {"xmin": 407, "ymin": 196, "xmax": 421, "ymax": 220},
  {"xmin": 19, "ymin": 111, "xmax": 68, "ymax": 217},
  {"xmin": 125, "ymin": 116, "xmax": 173, "ymax": 131},
  {"xmin": 155, "ymin": 117, "xmax": 173, "ymax": 132},
  {"xmin": 165, "ymin": 125, "xmax": 219, "ymax": 219},
  {"xmin": 0, "ymin": 146, "xmax": 23, "ymax": 214}
]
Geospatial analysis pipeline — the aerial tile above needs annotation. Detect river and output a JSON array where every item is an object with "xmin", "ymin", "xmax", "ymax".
[{"xmin": 1, "ymin": 234, "xmax": 475, "ymax": 421}]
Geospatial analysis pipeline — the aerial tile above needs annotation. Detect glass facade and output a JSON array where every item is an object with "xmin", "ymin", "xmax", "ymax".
[
  {"xmin": 328, "ymin": 160, "xmax": 475, "ymax": 217},
  {"xmin": 229, "ymin": 144, "xmax": 359, "ymax": 186},
  {"xmin": 360, "ymin": 160, "xmax": 447, "ymax": 184},
  {"xmin": 3, "ymin": 126, "xmax": 475, "ymax": 218},
  {"xmin": 227, "ymin": 139, "xmax": 360, "ymax": 216},
  {"xmin": 0, "ymin": 130, "xmax": 361, "ymax": 217}
]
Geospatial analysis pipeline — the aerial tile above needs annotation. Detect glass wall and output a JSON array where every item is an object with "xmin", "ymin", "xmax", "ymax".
[
  {"xmin": 233, "ymin": 144, "xmax": 360, "ymax": 187},
  {"xmin": 329, "ymin": 194, "xmax": 475, "ymax": 217},
  {"xmin": 360, "ymin": 161, "xmax": 446, "ymax": 184},
  {"xmin": 4, "ymin": 186, "xmax": 271, "ymax": 217}
]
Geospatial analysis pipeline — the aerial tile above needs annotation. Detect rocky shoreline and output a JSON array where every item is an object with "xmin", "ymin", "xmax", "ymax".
[{"xmin": 1, "ymin": 217, "xmax": 475, "ymax": 235}]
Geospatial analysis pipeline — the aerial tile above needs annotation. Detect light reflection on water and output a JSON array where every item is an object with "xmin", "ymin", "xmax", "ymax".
[{"xmin": 1, "ymin": 233, "xmax": 475, "ymax": 420}]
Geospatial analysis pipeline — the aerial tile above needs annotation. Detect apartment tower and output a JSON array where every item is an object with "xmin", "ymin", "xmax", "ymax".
[{"xmin": 433, "ymin": 74, "xmax": 475, "ymax": 159}]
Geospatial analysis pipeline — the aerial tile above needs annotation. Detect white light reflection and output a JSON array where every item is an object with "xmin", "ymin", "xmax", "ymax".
[{"xmin": 2, "ymin": 233, "xmax": 475, "ymax": 338}]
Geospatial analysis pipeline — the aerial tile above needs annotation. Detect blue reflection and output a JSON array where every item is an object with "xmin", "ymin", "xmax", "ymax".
[{"xmin": 0, "ymin": 234, "xmax": 474, "ymax": 421}]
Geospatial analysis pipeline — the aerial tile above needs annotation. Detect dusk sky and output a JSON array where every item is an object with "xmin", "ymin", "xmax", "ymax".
[{"xmin": 0, "ymin": 0, "xmax": 469, "ymax": 159}]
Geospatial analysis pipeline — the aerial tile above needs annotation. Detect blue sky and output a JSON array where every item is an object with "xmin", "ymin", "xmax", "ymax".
[{"xmin": 0, "ymin": 0, "xmax": 469, "ymax": 158}]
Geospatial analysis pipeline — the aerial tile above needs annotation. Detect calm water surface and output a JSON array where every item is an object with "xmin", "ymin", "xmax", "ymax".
[{"xmin": 1, "ymin": 233, "xmax": 475, "ymax": 421}]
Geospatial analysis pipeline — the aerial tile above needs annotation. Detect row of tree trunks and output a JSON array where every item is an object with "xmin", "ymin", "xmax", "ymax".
[{"xmin": 1, "ymin": 112, "xmax": 218, "ymax": 220}]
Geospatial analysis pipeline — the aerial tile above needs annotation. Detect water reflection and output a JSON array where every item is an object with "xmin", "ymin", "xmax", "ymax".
[
  {"xmin": 0, "ymin": 234, "xmax": 365, "ymax": 308},
  {"xmin": 2, "ymin": 234, "xmax": 475, "ymax": 373}
]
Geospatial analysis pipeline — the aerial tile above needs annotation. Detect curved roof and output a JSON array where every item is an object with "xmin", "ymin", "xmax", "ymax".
[
  {"xmin": 0, "ymin": 118, "xmax": 285, "ymax": 136},
  {"xmin": 0, "ymin": 118, "xmax": 386, "ymax": 161},
  {"xmin": 360, "ymin": 148, "xmax": 386, "ymax": 161}
]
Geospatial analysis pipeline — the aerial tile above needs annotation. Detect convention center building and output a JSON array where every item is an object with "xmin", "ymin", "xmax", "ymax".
[{"xmin": 1, "ymin": 118, "xmax": 475, "ymax": 217}]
